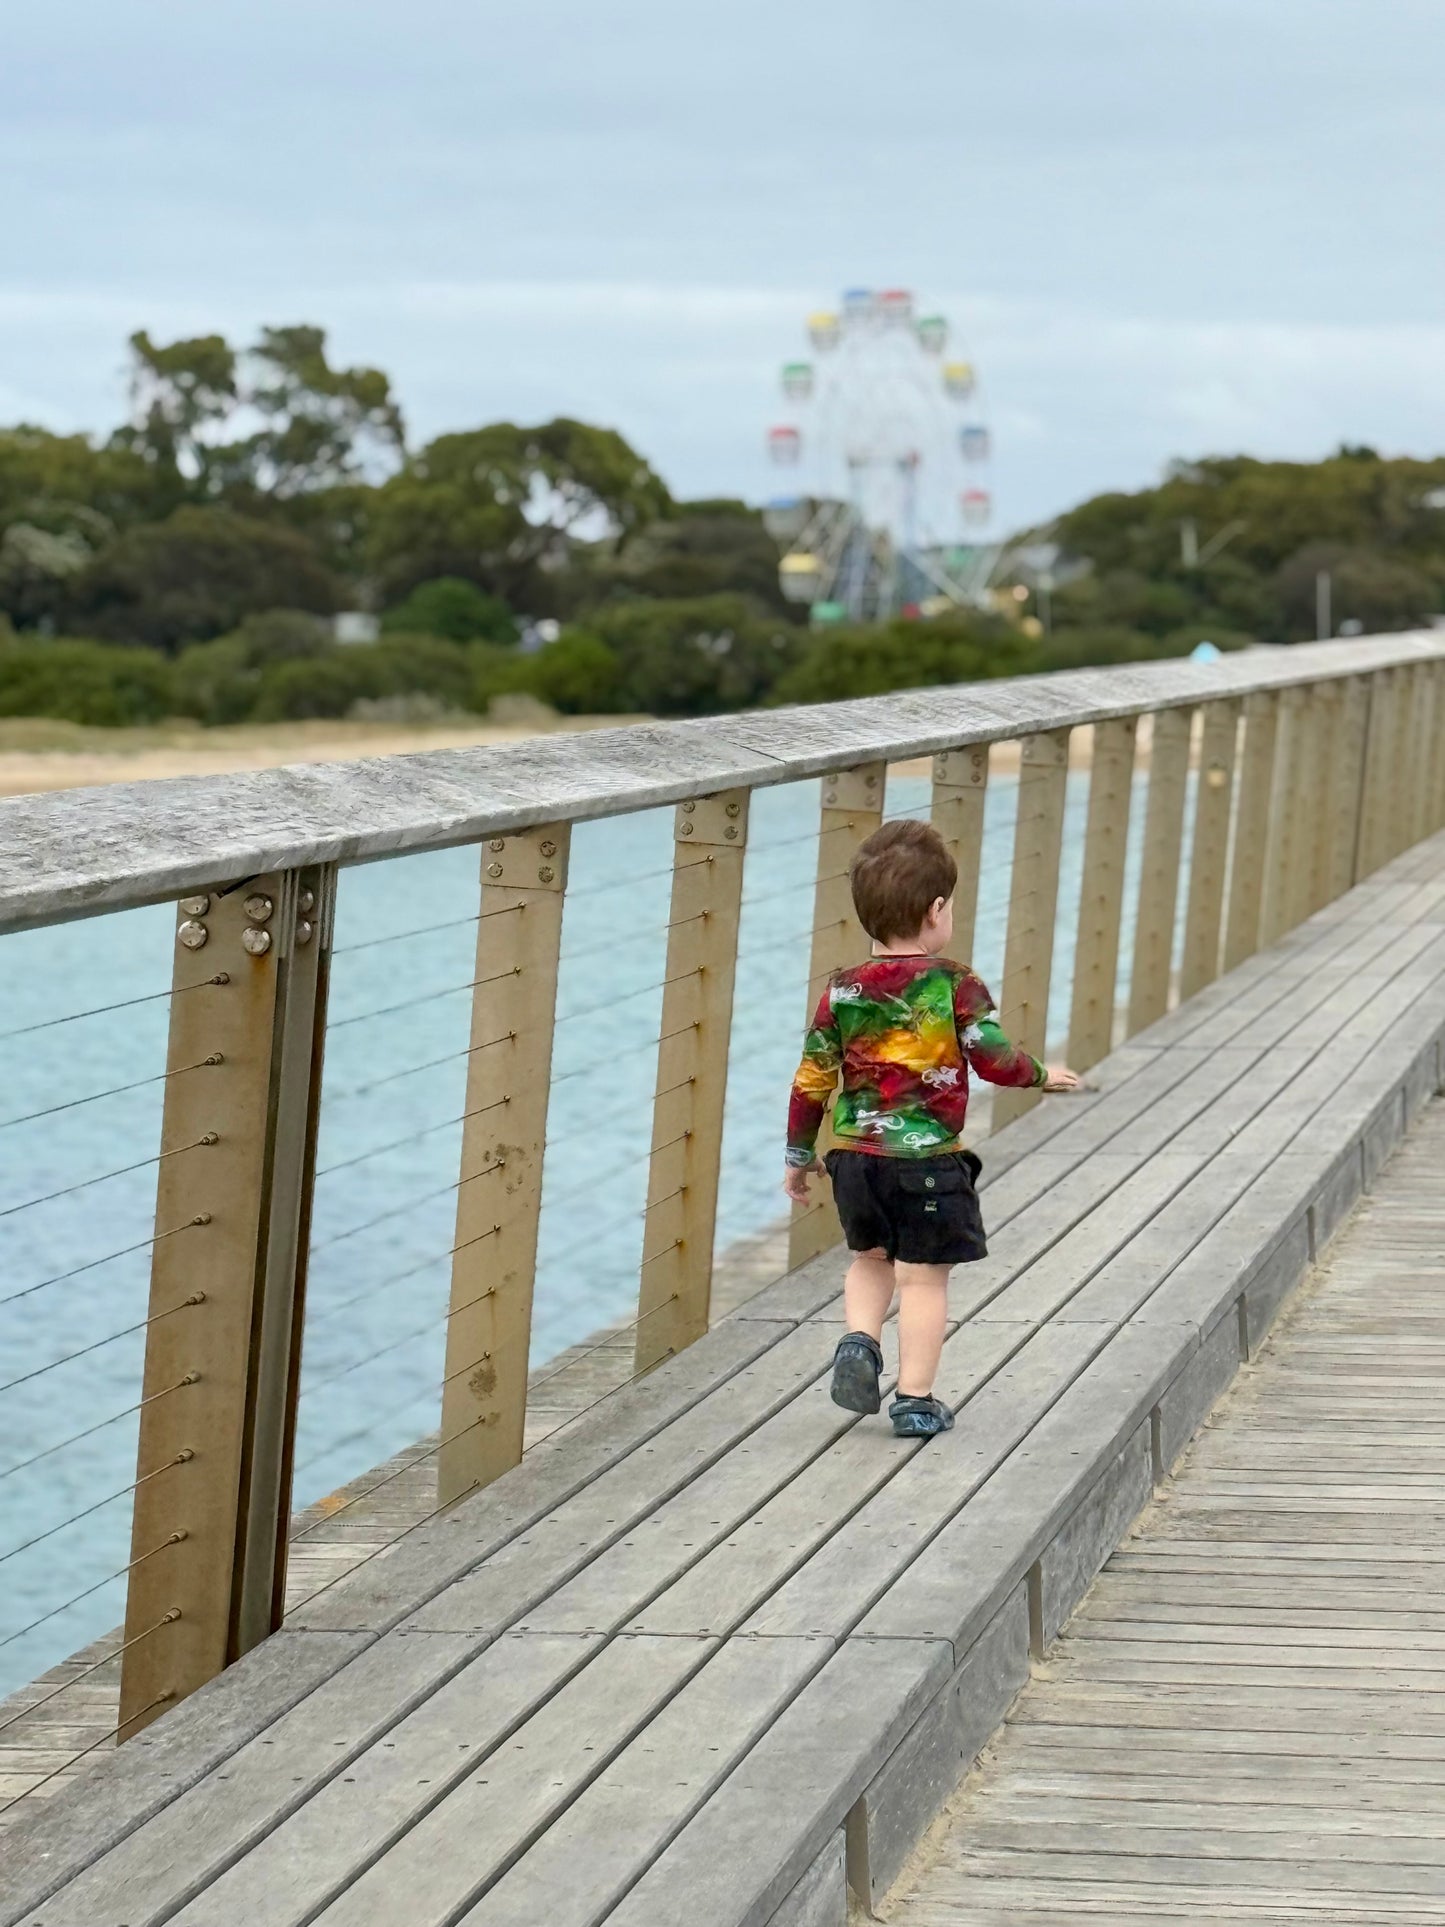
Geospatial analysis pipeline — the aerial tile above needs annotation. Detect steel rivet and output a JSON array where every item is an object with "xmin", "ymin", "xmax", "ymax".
[
  {"xmin": 489, "ymin": 838, "xmax": 505, "ymax": 853},
  {"xmin": 296, "ymin": 920, "xmax": 314, "ymax": 945},
  {"xmin": 243, "ymin": 895, "xmax": 274, "ymax": 924},
  {"xmin": 681, "ymin": 800, "xmax": 696, "ymax": 814},
  {"xmin": 538, "ymin": 866, "xmax": 555, "ymax": 883},
  {"xmin": 298, "ymin": 889, "xmax": 316, "ymax": 914},
  {"xmin": 242, "ymin": 927, "xmax": 272, "ymax": 957},
  {"xmin": 179, "ymin": 895, "xmax": 210, "ymax": 917},
  {"xmin": 824, "ymin": 790, "xmax": 837, "ymax": 805},
  {"xmin": 724, "ymin": 826, "xmax": 738, "ymax": 839},
  {"xmin": 177, "ymin": 920, "xmax": 208, "ymax": 951},
  {"xmin": 680, "ymin": 823, "xmax": 693, "ymax": 836},
  {"xmin": 725, "ymin": 801, "xmax": 741, "ymax": 818},
  {"xmin": 866, "ymin": 772, "xmax": 879, "ymax": 785},
  {"xmin": 486, "ymin": 862, "xmax": 503, "ymax": 879},
  {"xmin": 540, "ymin": 839, "xmax": 557, "ymax": 857}
]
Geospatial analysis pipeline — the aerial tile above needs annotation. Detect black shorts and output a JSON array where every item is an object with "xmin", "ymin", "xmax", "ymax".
[{"xmin": 824, "ymin": 1148, "xmax": 987, "ymax": 1267}]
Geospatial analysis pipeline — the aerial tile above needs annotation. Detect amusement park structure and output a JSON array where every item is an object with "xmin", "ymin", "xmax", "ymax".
[{"xmin": 765, "ymin": 287, "xmax": 998, "ymax": 624}]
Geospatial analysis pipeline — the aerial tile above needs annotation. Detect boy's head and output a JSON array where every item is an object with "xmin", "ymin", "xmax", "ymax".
[{"xmin": 849, "ymin": 818, "xmax": 957, "ymax": 953}]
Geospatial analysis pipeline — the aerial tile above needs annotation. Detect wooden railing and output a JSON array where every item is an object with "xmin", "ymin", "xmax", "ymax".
[{"xmin": 1, "ymin": 632, "xmax": 1443, "ymax": 1766}]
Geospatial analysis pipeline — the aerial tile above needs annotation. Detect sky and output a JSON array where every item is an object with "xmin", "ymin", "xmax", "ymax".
[{"xmin": 4, "ymin": 0, "xmax": 1444, "ymax": 534}]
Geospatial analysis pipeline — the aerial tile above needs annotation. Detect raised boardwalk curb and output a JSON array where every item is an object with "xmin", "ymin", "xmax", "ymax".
[{"xmin": 6, "ymin": 830, "xmax": 1445, "ymax": 1927}]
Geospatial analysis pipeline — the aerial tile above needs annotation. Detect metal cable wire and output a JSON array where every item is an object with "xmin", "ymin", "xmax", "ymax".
[
  {"xmin": 0, "ymin": 1607, "xmax": 181, "ymax": 1741},
  {"xmin": 0, "ymin": 1373, "xmax": 195, "ymax": 1486},
  {"xmin": 0, "ymin": 1277, "xmax": 206, "ymax": 1398},
  {"xmin": 0, "ymin": 1215, "xmax": 217, "ymax": 1313},
  {"xmin": 0, "ymin": 1053, "xmax": 223, "ymax": 1133},
  {"xmin": 305, "ymin": 1215, "xmax": 502, "ymax": 1341},
  {"xmin": 516, "ymin": 1293, "xmax": 677, "ymax": 1402},
  {"xmin": 332, "ymin": 902, "xmax": 522, "ymax": 959},
  {"xmin": 0, "ymin": 1450, "xmax": 191, "ymax": 1569},
  {"xmin": 0, "ymin": 1132, "xmax": 217, "ymax": 1224},
  {"xmin": 315, "ymin": 1100, "xmax": 508, "ymax": 1181},
  {"xmin": 0, "ymin": 1534, "xmax": 184, "ymax": 1657},
  {"xmin": 0, "ymin": 973, "xmax": 229, "ymax": 1044},
  {"xmin": 566, "ymin": 859, "xmax": 680, "ymax": 902},
  {"xmin": 328, "ymin": 965, "xmax": 521, "ymax": 1034},
  {"xmin": 310, "ymin": 1178, "xmax": 463, "ymax": 1254},
  {"xmin": 0, "ymin": 1689, "xmax": 174, "ymax": 1814}
]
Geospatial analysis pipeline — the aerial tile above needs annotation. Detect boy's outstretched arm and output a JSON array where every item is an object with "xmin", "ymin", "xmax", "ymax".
[
  {"xmin": 955, "ymin": 973, "xmax": 1080, "ymax": 1092},
  {"xmin": 784, "ymin": 985, "xmax": 841, "ymax": 1202}
]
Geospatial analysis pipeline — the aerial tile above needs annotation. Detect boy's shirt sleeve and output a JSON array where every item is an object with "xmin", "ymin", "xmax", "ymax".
[
  {"xmin": 953, "ymin": 970, "xmax": 1046, "ymax": 1089},
  {"xmin": 786, "ymin": 983, "xmax": 842, "ymax": 1166}
]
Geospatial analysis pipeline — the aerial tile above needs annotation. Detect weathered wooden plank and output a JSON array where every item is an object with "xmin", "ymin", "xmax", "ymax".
[
  {"xmin": 1067, "ymin": 716, "xmax": 1136, "ymax": 1071},
  {"xmin": 995, "ymin": 730, "xmax": 1070, "ymax": 1129}
]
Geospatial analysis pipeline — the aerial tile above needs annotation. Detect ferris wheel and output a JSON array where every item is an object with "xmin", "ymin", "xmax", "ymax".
[{"xmin": 762, "ymin": 288, "xmax": 997, "ymax": 623}]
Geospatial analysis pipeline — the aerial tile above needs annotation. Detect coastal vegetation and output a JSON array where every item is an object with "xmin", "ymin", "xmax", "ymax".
[{"xmin": 2, "ymin": 326, "xmax": 1443, "ymax": 725}]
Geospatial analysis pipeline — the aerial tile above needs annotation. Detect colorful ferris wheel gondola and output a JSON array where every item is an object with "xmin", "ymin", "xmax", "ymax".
[
  {"xmin": 959, "ymin": 425, "xmax": 991, "ymax": 461},
  {"xmin": 960, "ymin": 488, "xmax": 992, "ymax": 527},
  {"xmin": 767, "ymin": 426, "xmax": 802, "ymax": 465},
  {"xmin": 763, "ymin": 496, "xmax": 810, "ymax": 541},
  {"xmin": 879, "ymin": 288, "xmax": 915, "ymax": 324},
  {"xmin": 780, "ymin": 361, "xmax": 814, "ymax": 401},
  {"xmin": 778, "ymin": 551, "xmax": 825, "ymax": 603},
  {"xmin": 808, "ymin": 311, "xmax": 841, "ymax": 351},
  {"xmin": 916, "ymin": 314, "xmax": 948, "ymax": 355},
  {"xmin": 841, "ymin": 287, "xmax": 876, "ymax": 326},
  {"xmin": 943, "ymin": 361, "xmax": 976, "ymax": 399}
]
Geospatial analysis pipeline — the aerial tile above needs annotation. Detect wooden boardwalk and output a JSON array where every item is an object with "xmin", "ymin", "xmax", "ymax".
[
  {"xmin": 4, "ymin": 832, "xmax": 1445, "ymax": 1927},
  {"xmin": 888, "ymin": 1096, "xmax": 1445, "ymax": 1924}
]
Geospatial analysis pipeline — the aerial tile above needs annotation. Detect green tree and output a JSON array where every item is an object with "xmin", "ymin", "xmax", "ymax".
[
  {"xmin": 521, "ymin": 629, "xmax": 623, "ymax": 713},
  {"xmin": 71, "ymin": 508, "xmax": 344, "ymax": 650},
  {"xmin": 381, "ymin": 576, "xmax": 517, "ymax": 644},
  {"xmin": 368, "ymin": 418, "xmax": 670, "ymax": 605},
  {"xmin": 0, "ymin": 638, "xmax": 174, "ymax": 725}
]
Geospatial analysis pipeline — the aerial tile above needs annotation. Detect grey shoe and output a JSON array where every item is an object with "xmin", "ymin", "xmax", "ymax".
[
  {"xmin": 890, "ymin": 1394, "xmax": 955, "ymax": 1438},
  {"xmin": 830, "ymin": 1331, "xmax": 883, "ymax": 1414}
]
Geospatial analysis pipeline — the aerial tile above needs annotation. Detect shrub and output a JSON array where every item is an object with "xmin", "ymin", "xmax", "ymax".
[
  {"xmin": 0, "ymin": 638, "xmax": 173, "ymax": 726},
  {"xmin": 520, "ymin": 629, "xmax": 623, "ymax": 713},
  {"xmin": 381, "ymin": 577, "xmax": 517, "ymax": 645},
  {"xmin": 587, "ymin": 594, "xmax": 800, "ymax": 715}
]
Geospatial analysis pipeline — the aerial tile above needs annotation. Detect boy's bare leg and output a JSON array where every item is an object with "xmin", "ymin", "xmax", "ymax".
[
  {"xmin": 843, "ymin": 1248, "xmax": 895, "ymax": 1341},
  {"xmin": 894, "ymin": 1262, "xmax": 950, "ymax": 1398}
]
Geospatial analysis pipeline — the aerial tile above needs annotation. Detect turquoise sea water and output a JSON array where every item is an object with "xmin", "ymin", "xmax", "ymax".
[{"xmin": 0, "ymin": 763, "xmax": 1191, "ymax": 1694}]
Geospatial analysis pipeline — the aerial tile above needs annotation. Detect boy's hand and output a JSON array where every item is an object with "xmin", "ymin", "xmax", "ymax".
[
  {"xmin": 782, "ymin": 1159, "xmax": 824, "ymax": 1204},
  {"xmin": 1042, "ymin": 1064, "xmax": 1082, "ymax": 1093}
]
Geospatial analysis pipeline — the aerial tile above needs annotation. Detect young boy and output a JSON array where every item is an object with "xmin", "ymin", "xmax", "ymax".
[{"xmin": 783, "ymin": 818, "xmax": 1079, "ymax": 1438}]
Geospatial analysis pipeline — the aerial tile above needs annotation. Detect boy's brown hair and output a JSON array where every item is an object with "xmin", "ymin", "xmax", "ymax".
[{"xmin": 848, "ymin": 818, "xmax": 958, "ymax": 944}]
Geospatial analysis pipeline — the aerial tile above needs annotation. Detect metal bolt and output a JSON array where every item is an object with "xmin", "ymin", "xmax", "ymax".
[
  {"xmin": 724, "ymin": 826, "xmax": 738, "ymax": 839},
  {"xmin": 538, "ymin": 866, "xmax": 555, "ymax": 883},
  {"xmin": 540, "ymin": 838, "xmax": 557, "ymax": 857},
  {"xmin": 177, "ymin": 920, "xmax": 208, "ymax": 951},
  {"xmin": 241, "ymin": 927, "xmax": 272, "ymax": 957},
  {"xmin": 681, "ymin": 800, "xmax": 696, "ymax": 814},
  {"xmin": 179, "ymin": 895, "xmax": 210, "ymax": 917},
  {"xmin": 243, "ymin": 895, "xmax": 274, "ymax": 924},
  {"xmin": 725, "ymin": 801, "xmax": 741, "ymax": 818},
  {"xmin": 866, "ymin": 772, "xmax": 879, "ymax": 786},
  {"xmin": 680, "ymin": 823, "xmax": 693, "ymax": 836},
  {"xmin": 489, "ymin": 838, "xmax": 505, "ymax": 853},
  {"xmin": 487, "ymin": 862, "xmax": 503, "ymax": 879},
  {"xmin": 298, "ymin": 889, "xmax": 316, "ymax": 914},
  {"xmin": 296, "ymin": 920, "xmax": 314, "ymax": 945},
  {"xmin": 823, "ymin": 789, "xmax": 837, "ymax": 806}
]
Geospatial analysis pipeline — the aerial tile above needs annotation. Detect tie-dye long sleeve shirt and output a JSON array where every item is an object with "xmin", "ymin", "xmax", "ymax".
[{"xmin": 785, "ymin": 956, "xmax": 1045, "ymax": 1165}]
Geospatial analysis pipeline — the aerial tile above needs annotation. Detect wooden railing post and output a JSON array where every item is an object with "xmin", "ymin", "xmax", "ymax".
[
  {"xmin": 1258, "ymin": 684, "xmax": 1307, "ymax": 947},
  {"xmin": 120, "ymin": 866, "xmax": 334, "ymax": 1738},
  {"xmin": 787, "ymin": 763, "xmax": 886, "ymax": 1270},
  {"xmin": 1432, "ymin": 661, "xmax": 1445, "ymax": 835},
  {"xmin": 1126, "ymin": 706, "xmax": 1193, "ymax": 1036},
  {"xmin": 1382, "ymin": 668, "xmax": 1412, "ymax": 864},
  {"xmin": 994, "ymin": 730, "xmax": 1070, "ymax": 1131},
  {"xmin": 1222, "ymin": 690, "xmax": 1278, "ymax": 970},
  {"xmin": 438, "ymin": 824, "xmax": 568, "ymax": 1506},
  {"xmin": 636, "ymin": 789, "xmax": 748, "ymax": 1373},
  {"xmin": 1408, "ymin": 661, "xmax": 1438, "ymax": 846},
  {"xmin": 1355, "ymin": 671, "xmax": 1393, "ymax": 881},
  {"xmin": 1179, "ymin": 699, "xmax": 1240, "ymax": 1003},
  {"xmin": 1294, "ymin": 684, "xmax": 1334, "ymax": 924},
  {"xmin": 1067, "ymin": 717, "xmax": 1136, "ymax": 1073},
  {"xmin": 1325, "ymin": 676, "xmax": 1371, "ymax": 904},
  {"xmin": 931, "ymin": 745, "xmax": 989, "ymax": 964}
]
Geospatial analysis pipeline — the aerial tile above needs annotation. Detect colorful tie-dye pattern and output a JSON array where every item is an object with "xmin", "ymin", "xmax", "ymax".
[{"xmin": 786, "ymin": 956, "xmax": 1044, "ymax": 1164}]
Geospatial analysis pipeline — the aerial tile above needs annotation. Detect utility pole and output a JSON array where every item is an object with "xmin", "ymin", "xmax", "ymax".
[
  {"xmin": 1180, "ymin": 519, "xmax": 1199, "ymax": 567},
  {"xmin": 1316, "ymin": 569, "xmax": 1332, "ymax": 642}
]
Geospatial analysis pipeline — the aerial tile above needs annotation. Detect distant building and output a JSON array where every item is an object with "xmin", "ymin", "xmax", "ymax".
[{"xmin": 334, "ymin": 612, "xmax": 380, "ymax": 645}]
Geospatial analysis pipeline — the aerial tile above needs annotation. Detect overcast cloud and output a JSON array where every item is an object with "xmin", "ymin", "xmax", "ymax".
[{"xmin": 4, "ymin": 0, "xmax": 1443, "ymax": 529}]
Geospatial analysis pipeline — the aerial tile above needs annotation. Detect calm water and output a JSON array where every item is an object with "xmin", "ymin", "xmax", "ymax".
[{"xmin": 0, "ymin": 764, "xmax": 1187, "ymax": 1694}]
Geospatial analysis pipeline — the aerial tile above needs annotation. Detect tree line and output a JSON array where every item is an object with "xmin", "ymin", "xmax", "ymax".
[{"xmin": 1, "ymin": 324, "xmax": 1442, "ymax": 728}]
